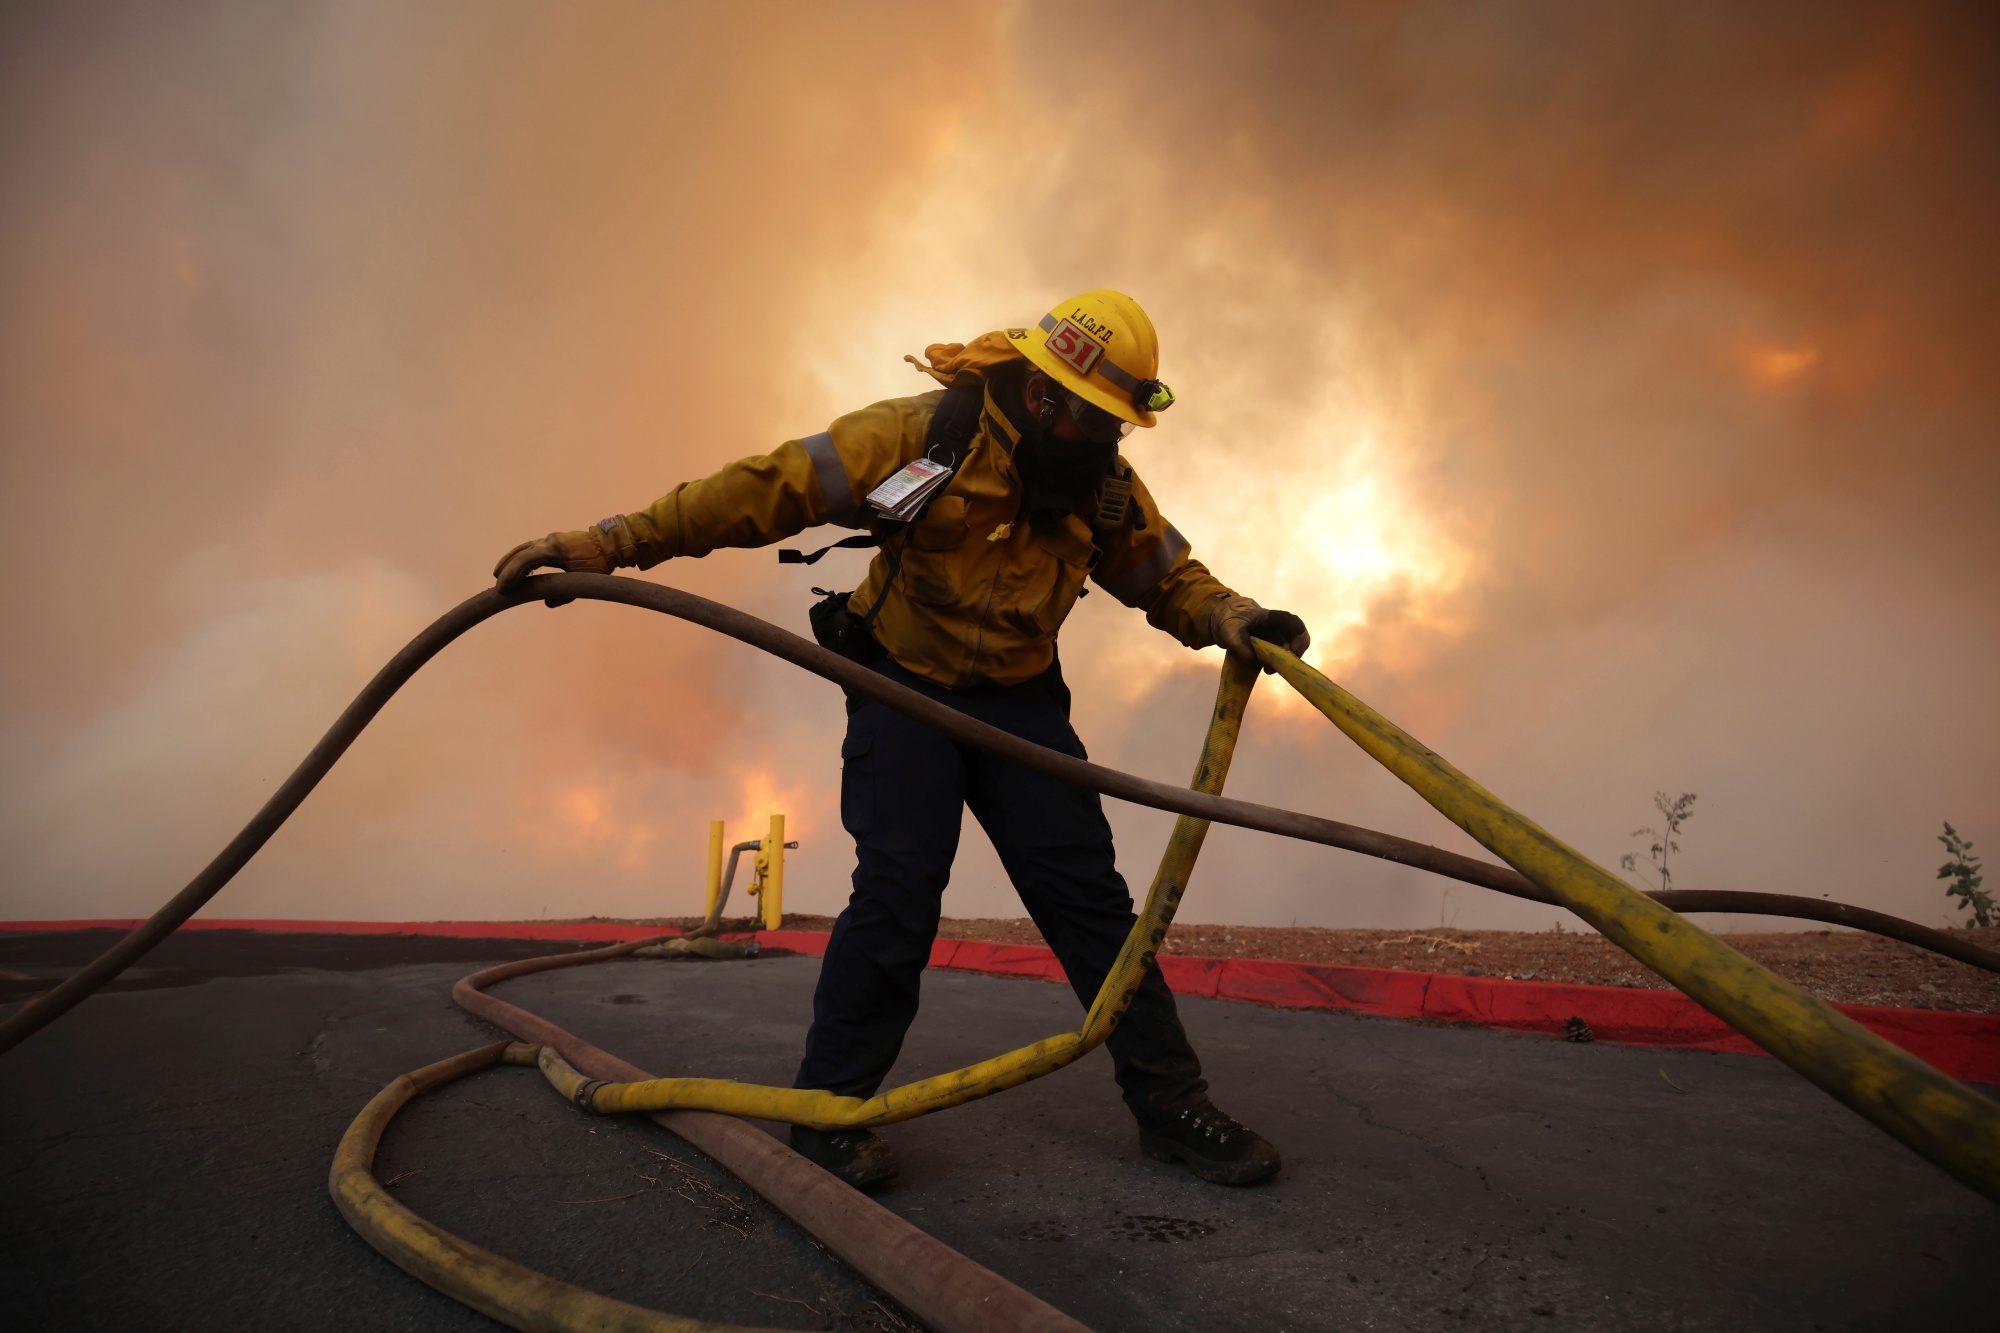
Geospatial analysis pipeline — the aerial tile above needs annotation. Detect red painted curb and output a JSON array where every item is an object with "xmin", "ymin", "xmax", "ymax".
[
  {"xmin": 764, "ymin": 930, "xmax": 1998, "ymax": 1082},
  {"xmin": 0, "ymin": 918, "xmax": 674, "ymax": 943},
  {"xmin": 11, "ymin": 920, "xmax": 1996, "ymax": 1082}
]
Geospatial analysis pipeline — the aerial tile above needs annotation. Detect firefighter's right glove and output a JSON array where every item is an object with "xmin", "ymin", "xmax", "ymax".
[
  {"xmin": 493, "ymin": 518, "xmax": 641, "ymax": 592},
  {"xmin": 1208, "ymin": 596, "xmax": 1312, "ymax": 671}
]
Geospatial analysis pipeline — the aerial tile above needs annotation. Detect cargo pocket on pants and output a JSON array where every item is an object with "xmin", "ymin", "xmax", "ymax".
[{"xmin": 839, "ymin": 732, "xmax": 873, "ymax": 836}]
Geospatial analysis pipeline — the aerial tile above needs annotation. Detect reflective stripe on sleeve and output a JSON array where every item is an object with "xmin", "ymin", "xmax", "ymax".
[
  {"xmin": 801, "ymin": 431, "xmax": 859, "ymax": 527},
  {"xmin": 1097, "ymin": 523, "xmax": 1190, "ymax": 604}
]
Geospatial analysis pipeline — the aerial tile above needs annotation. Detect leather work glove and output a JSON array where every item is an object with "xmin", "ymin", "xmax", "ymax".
[
  {"xmin": 1207, "ymin": 595, "xmax": 1312, "ymax": 670},
  {"xmin": 493, "ymin": 517, "xmax": 644, "ymax": 592}
]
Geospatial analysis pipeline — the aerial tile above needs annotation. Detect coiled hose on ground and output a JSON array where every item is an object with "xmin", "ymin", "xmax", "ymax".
[{"xmin": 4, "ymin": 573, "xmax": 1998, "ymax": 1331}]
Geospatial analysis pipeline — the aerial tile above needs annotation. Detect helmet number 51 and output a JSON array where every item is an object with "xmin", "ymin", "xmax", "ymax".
[{"xmin": 1047, "ymin": 319, "xmax": 1104, "ymax": 376}]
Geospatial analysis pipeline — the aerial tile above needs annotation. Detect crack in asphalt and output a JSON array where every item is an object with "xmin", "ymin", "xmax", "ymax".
[
  {"xmin": 1460, "ymin": 1244, "xmax": 1493, "ymax": 1293},
  {"xmin": 1310, "ymin": 1072, "xmax": 1494, "ymax": 1192}
]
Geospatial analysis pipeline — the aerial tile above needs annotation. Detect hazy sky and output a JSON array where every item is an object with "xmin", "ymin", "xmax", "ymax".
[{"xmin": 2, "ymin": 1, "xmax": 1995, "ymax": 933}]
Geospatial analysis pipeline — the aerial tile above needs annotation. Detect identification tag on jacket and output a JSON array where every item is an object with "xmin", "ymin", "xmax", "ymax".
[{"xmin": 866, "ymin": 458, "xmax": 954, "ymax": 522}]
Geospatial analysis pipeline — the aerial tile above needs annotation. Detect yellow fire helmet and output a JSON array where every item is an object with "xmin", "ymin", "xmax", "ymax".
[{"xmin": 1007, "ymin": 289, "xmax": 1177, "ymax": 429}]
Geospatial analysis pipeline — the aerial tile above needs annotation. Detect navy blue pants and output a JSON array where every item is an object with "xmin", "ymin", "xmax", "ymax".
[{"xmin": 794, "ymin": 658, "xmax": 1206, "ymax": 1116}]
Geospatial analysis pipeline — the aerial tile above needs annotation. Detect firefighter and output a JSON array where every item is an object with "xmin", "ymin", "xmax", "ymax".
[{"xmin": 496, "ymin": 291, "xmax": 1309, "ymax": 1189}]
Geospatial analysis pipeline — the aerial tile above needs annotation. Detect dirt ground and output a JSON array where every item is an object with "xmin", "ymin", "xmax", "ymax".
[{"xmin": 611, "ymin": 915, "xmax": 2000, "ymax": 1015}]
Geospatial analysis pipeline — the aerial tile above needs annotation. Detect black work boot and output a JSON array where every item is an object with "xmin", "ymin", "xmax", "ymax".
[
  {"xmin": 1135, "ymin": 1097, "xmax": 1282, "ymax": 1185},
  {"xmin": 789, "ymin": 1126, "xmax": 900, "ymax": 1190}
]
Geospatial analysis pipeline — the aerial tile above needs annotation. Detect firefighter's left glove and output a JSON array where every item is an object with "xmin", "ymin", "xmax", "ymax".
[
  {"xmin": 1208, "ymin": 596, "xmax": 1311, "ymax": 670},
  {"xmin": 493, "ymin": 517, "xmax": 642, "ymax": 592}
]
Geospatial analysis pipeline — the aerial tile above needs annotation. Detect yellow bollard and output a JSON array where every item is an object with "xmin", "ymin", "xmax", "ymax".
[
  {"xmin": 703, "ymin": 820, "xmax": 724, "ymax": 922},
  {"xmin": 762, "ymin": 814, "xmax": 785, "ymax": 931}
]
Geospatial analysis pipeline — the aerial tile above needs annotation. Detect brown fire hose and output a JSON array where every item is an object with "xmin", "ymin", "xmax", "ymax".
[
  {"xmin": 381, "ymin": 938, "xmax": 1092, "ymax": 1332},
  {"xmin": 8, "ymin": 571, "xmax": 1997, "ymax": 1330},
  {"xmin": 4, "ymin": 573, "xmax": 1991, "ymax": 1060}
]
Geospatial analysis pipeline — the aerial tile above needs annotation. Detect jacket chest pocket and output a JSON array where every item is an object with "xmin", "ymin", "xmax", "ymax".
[
  {"xmin": 901, "ymin": 495, "xmax": 968, "ymax": 606},
  {"xmin": 1006, "ymin": 521, "xmax": 1096, "ymax": 635}
]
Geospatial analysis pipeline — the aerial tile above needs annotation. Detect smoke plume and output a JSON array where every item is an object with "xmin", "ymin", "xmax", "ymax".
[{"xmin": 2, "ymin": 2, "xmax": 1995, "ymax": 932}]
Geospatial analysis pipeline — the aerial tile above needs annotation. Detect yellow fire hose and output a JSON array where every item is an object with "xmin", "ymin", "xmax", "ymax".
[
  {"xmin": 5, "ymin": 573, "xmax": 1992, "ymax": 1059},
  {"xmin": 1255, "ymin": 643, "xmax": 2000, "ymax": 1209},
  {"xmin": 6, "ymin": 572, "xmax": 1998, "ymax": 1332},
  {"xmin": 446, "ymin": 939, "xmax": 1096, "ymax": 1332},
  {"xmin": 476, "ymin": 635, "xmax": 2000, "ymax": 1196},
  {"xmin": 528, "ymin": 657, "xmax": 1255, "ymax": 1131},
  {"xmin": 330, "ymin": 661, "xmax": 1255, "ymax": 1333},
  {"xmin": 329, "ymin": 1041, "xmax": 780, "ymax": 1333}
]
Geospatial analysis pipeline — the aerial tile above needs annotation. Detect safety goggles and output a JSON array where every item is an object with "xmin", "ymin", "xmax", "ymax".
[{"xmin": 1063, "ymin": 389, "xmax": 1136, "ymax": 444}]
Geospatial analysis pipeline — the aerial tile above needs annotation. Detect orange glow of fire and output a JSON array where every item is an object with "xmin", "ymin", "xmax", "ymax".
[
  {"xmin": 531, "ymin": 780, "xmax": 661, "ymax": 869},
  {"xmin": 798, "ymin": 114, "xmax": 1482, "ymax": 706},
  {"xmin": 720, "ymin": 766, "xmax": 824, "ymax": 845},
  {"xmin": 1743, "ymin": 343, "xmax": 1821, "ymax": 389}
]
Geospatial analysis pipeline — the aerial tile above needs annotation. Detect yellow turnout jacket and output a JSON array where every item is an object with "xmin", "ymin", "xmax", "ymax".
[{"xmin": 611, "ymin": 374, "xmax": 1238, "ymax": 690}]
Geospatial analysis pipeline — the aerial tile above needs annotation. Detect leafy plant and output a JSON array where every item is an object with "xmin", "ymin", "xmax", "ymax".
[
  {"xmin": 1938, "ymin": 822, "xmax": 1990, "ymax": 927},
  {"xmin": 1619, "ymin": 791, "xmax": 1697, "ymax": 892}
]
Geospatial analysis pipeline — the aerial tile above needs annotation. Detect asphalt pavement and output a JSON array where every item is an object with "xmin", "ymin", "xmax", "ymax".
[{"xmin": 2, "ymin": 929, "xmax": 1994, "ymax": 1331}]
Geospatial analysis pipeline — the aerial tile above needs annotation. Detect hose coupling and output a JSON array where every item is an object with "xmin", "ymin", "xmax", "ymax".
[{"xmin": 572, "ymin": 1078, "xmax": 609, "ymax": 1111}]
